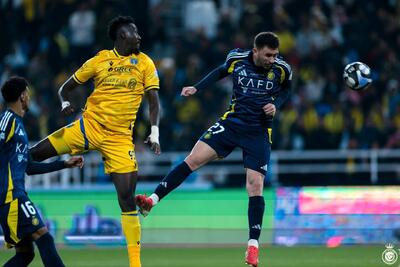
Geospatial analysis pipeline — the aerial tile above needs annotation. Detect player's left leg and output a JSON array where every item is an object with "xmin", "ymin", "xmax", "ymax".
[
  {"xmin": 245, "ymin": 169, "xmax": 265, "ymax": 267},
  {"xmin": 241, "ymin": 127, "xmax": 271, "ymax": 267},
  {"xmin": 3, "ymin": 238, "xmax": 35, "ymax": 266},
  {"xmin": 111, "ymin": 172, "xmax": 141, "ymax": 267},
  {"xmin": 32, "ymin": 227, "xmax": 65, "ymax": 267}
]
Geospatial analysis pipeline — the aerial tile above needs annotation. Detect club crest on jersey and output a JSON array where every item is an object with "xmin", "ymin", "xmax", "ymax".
[
  {"xmin": 267, "ymin": 71, "xmax": 275, "ymax": 81},
  {"xmin": 32, "ymin": 216, "xmax": 39, "ymax": 226},
  {"xmin": 130, "ymin": 58, "xmax": 138, "ymax": 65}
]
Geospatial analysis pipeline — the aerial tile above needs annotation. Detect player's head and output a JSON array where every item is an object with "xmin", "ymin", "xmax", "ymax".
[
  {"xmin": 108, "ymin": 16, "xmax": 141, "ymax": 54},
  {"xmin": 1, "ymin": 76, "xmax": 30, "ymax": 113},
  {"xmin": 252, "ymin": 32, "xmax": 280, "ymax": 69}
]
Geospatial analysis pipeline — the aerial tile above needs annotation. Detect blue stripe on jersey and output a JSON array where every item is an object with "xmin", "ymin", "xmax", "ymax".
[{"xmin": 79, "ymin": 118, "xmax": 89, "ymax": 150}]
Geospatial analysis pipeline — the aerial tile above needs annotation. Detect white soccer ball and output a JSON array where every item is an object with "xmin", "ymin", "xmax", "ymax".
[{"xmin": 343, "ymin": 61, "xmax": 372, "ymax": 90}]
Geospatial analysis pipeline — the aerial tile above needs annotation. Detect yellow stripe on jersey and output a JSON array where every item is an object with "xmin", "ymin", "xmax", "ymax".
[
  {"xmin": 5, "ymin": 164, "xmax": 14, "ymax": 203},
  {"xmin": 227, "ymin": 60, "xmax": 240, "ymax": 74},
  {"xmin": 267, "ymin": 128, "xmax": 272, "ymax": 144},
  {"xmin": 8, "ymin": 198, "xmax": 20, "ymax": 244},
  {"xmin": 221, "ymin": 103, "xmax": 235, "ymax": 120},
  {"xmin": 72, "ymin": 49, "xmax": 160, "ymax": 132},
  {"xmin": 5, "ymin": 119, "xmax": 15, "ymax": 143},
  {"xmin": 277, "ymin": 66, "xmax": 285, "ymax": 83}
]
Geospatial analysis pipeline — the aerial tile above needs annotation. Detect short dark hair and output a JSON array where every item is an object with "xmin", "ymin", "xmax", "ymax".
[
  {"xmin": 1, "ymin": 76, "xmax": 28, "ymax": 103},
  {"xmin": 254, "ymin": 32, "xmax": 280, "ymax": 49},
  {"xmin": 107, "ymin": 16, "xmax": 135, "ymax": 41}
]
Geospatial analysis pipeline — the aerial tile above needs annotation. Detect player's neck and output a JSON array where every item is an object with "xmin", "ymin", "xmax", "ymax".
[
  {"xmin": 114, "ymin": 44, "xmax": 132, "ymax": 57},
  {"xmin": 7, "ymin": 102, "xmax": 24, "ymax": 117}
]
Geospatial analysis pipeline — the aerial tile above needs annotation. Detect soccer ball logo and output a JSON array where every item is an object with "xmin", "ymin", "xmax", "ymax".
[
  {"xmin": 382, "ymin": 244, "xmax": 398, "ymax": 265},
  {"xmin": 343, "ymin": 61, "xmax": 372, "ymax": 90}
]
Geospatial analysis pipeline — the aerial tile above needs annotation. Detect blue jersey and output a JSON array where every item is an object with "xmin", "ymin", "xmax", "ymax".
[
  {"xmin": 221, "ymin": 49, "xmax": 292, "ymax": 127},
  {"xmin": 0, "ymin": 109, "xmax": 29, "ymax": 204}
]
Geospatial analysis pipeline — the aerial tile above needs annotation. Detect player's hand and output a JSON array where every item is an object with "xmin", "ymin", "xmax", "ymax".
[
  {"xmin": 64, "ymin": 156, "xmax": 84, "ymax": 168},
  {"xmin": 263, "ymin": 103, "xmax": 276, "ymax": 118},
  {"xmin": 145, "ymin": 137, "xmax": 161, "ymax": 155},
  {"xmin": 61, "ymin": 101, "xmax": 75, "ymax": 116},
  {"xmin": 181, "ymin": 86, "xmax": 197, "ymax": 96},
  {"xmin": 145, "ymin": 125, "xmax": 161, "ymax": 155}
]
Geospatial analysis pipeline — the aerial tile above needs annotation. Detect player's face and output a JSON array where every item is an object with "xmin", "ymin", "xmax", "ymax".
[
  {"xmin": 123, "ymin": 23, "xmax": 141, "ymax": 54},
  {"xmin": 20, "ymin": 87, "xmax": 30, "ymax": 113},
  {"xmin": 253, "ymin": 46, "xmax": 279, "ymax": 69}
]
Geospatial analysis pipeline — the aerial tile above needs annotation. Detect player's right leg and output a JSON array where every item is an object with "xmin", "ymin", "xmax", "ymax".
[
  {"xmin": 3, "ymin": 239, "xmax": 35, "ymax": 266},
  {"xmin": 30, "ymin": 118, "xmax": 91, "ymax": 161},
  {"xmin": 136, "ymin": 120, "xmax": 236, "ymax": 216},
  {"xmin": 136, "ymin": 140, "xmax": 218, "ymax": 216}
]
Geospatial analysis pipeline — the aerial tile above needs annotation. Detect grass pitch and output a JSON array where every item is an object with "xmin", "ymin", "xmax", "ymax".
[{"xmin": 0, "ymin": 246, "xmax": 386, "ymax": 267}]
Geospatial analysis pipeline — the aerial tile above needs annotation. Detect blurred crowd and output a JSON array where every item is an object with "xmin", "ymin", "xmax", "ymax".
[{"xmin": 1, "ymin": 0, "xmax": 400, "ymax": 152}]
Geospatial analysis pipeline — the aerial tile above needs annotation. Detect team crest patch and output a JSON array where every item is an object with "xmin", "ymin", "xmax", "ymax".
[
  {"xmin": 130, "ymin": 58, "xmax": 138, "ymax": 65},
  {"xmin": 267, "ymin": 71, "xmax": 275, "ymax": 80},
  {"xmin": 32, "ymin": 216, "xmax": 39, "ymax": 226}
]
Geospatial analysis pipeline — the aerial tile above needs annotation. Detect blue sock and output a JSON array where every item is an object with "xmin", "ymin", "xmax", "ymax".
[
  {"xmin": 4, "ymin": 251, "xmax": 35, "ymax": 266},
  {"xmin": 248, "ymin": 196, "xmax": 265, "ymax": 241},
  {"xmin": 154, "ymin": 161, "xmax": 193, "ymax": 200},
  {"xmin": 35, "ymin": 233, "xmax": 65, "ymax": 267}
]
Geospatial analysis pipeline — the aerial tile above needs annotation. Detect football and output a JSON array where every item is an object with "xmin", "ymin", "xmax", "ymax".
[{"xmin": 343, "ymin": 61, "xmax": 372, "ymax": 90}]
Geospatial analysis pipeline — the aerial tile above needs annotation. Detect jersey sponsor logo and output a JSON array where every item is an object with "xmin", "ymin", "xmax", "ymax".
[
  {"xmin": 127, "ymin": 78, "xmax": 137, "ymax": 89},
  {"xmin": 238, "ymin": 77, "xmax": 274, "ymax": 91},
  {"xmin": 16, "ymin": 143, "xmax": 28, "ymax": 153},
  {"xmin": 109, "ymin": 66, "xmax": 136, "ymax": 73}
]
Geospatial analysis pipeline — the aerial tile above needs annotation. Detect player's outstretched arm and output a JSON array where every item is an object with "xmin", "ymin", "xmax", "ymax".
[
  {"xmin": 58, "ymin": 76, "xmax": 80, "ymax": 116},
  {"xmin": 25, "ymin": 155, "xmax": 84, "ymax": 175},
  {"xmin": 144, "ymin": 89, "xmax": 161, "ymax": 155}
]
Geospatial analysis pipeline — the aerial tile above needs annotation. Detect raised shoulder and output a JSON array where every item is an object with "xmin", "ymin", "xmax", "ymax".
[
  {"xmin": 0, "ymin": 111, "xmax": 15, "ymax": 144},
  {"xmin": 225, "ymin": 48, "xmax": 251, "ymax": 64},
  {"xmin": 275, "ymin": 56, "xmax": 292, "ymax": 74}
]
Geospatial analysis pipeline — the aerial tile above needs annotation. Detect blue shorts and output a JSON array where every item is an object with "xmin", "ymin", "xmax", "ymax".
[
  {"xmin": 200, "ymin": 120, "xmax": 272, "ymax": 175},
  {"xmin": 0, "ymin": 195, "xmax": 45, "ymax": 247}
]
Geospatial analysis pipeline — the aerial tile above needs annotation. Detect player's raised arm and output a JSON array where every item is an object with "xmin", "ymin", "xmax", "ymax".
[
  {"xmin": 58, "ymin": 76, "xmax": 80, "ymax": 116},
  {"xmin": 181, "ymin": 64, "xmax": 230, "ymax": 97},
  {"xmin": 145, "ymin": 89, "xmax": 161, "ymax": 155}
]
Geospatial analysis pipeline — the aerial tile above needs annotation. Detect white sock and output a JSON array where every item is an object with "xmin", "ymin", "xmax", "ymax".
[
  {"xmin": 149, "ymin": 193, "xmax": 159, "ymax": 206},
  {"xmin": 248, "ymin": 239, "xmax": 259, "ymax": 248}
]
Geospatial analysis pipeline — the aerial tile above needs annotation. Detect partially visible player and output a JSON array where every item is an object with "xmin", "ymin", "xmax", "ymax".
[
  {"xmin": 136, "ymin": 32, "xmax": 292, "ymax": 267},
  {"xmin": 0, "ymin": 77, "xmax": 83, "ymax": 267},
  {"xmin": 30, "ymin": 16, "xmax": 161, "ymax": 267}
]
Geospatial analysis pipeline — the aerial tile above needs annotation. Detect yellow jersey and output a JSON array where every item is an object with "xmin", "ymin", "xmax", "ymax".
[{"xmin": 73, "ymin": 48, "xmax": 159, "ymax": 133}]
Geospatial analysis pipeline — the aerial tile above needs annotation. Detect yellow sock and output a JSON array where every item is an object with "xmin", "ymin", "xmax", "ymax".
[{"xmin": 121, "ymin": 211, "xmax": 141, "ymax": 267}]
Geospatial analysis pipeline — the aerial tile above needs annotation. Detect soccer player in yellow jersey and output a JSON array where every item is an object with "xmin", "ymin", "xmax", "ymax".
[{"xmin": 30, "ymin": 16, "xmax": 161, "ymax": 267}]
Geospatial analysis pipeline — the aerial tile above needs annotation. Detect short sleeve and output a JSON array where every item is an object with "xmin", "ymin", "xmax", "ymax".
[
  {"xmin": 0, "ymin": 114, "xmax": 15, "ymax": 147},
  {"xmin": 144, "ymin": 57, "xmax": 160, "ymax": 91},
  {"xmin": 73, "ymin": 55, "xmax": 99, "ymax": 84}
]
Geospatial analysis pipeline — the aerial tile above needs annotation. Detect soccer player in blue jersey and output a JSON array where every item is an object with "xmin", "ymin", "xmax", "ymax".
[
  {"xmin": 0, "ymin": 77, "xmax": 83, "ymax": 267},
  {"xmin": 136, "ymin": 32, "xmax": 291, "ymax": 267}
]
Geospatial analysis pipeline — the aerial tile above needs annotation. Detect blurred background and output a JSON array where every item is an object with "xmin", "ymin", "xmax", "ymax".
[{"xmin": 1, "ymin": 0, "xmax": 400, "ymax": 262}]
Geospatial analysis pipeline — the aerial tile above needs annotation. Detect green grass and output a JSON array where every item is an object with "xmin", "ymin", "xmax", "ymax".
[{"xmin": 0, "ymin": 246, "xmax": 387, "ymax": 267}]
